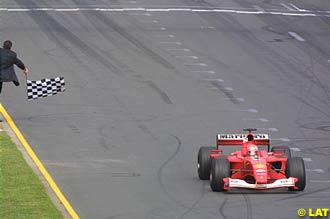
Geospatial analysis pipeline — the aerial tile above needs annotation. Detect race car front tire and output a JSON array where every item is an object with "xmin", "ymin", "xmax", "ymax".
[
  {"xmin": 210, "ymin": 157, "xmax": 230, "ymax": 192},
  {"xmin": 198, "ymin": 146, "xmax": 215, "ymax": 180},
  {"xmin": 286, "ymin": 157, "xmax": 306, "ymax": 191}
]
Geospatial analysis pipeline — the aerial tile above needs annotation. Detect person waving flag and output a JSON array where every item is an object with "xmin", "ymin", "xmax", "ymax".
[{"xmin": 0, "ymin": 40, "xmax": 29, "ymax": 95}]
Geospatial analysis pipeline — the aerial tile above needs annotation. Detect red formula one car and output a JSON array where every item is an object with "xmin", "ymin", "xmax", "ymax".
[{"xmin": 198, "ymin": 129, "xmax": 306, "ymax": 191}]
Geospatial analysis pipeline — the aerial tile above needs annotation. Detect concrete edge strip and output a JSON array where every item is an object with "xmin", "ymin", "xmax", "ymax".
[{"xmin": 0, "ymin": 103, "xmax": 79, "ymax": 219}]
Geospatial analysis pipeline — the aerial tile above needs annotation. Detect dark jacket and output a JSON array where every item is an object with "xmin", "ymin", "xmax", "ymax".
[{"xmin": 0, "ymin": 48, "xmax": 25, "ymax": 84}]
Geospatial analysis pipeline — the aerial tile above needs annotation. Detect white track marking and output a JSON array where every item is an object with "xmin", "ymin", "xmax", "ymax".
[
  {"xmin": 288, "ymin": 31, "xmax": 305, "ymax": 42},
  {"xmin": 290, "ymin": 147, "xmax": 301, "ymax": 152},
  {"xmin": 192, "ymin": 70, "xmax": 215, "ymax": 74},
  {"xmin": 243, "ymin": 118, "xmax": 269, "ymax": 122},
  {"xmin": 27, "ymin": 8, "xmax": 52, "ymax": 11},
  {"xmin": 222, "ymin": 98, "xmax": 245, "ymax": 102},
  {"xmin": 7, "ymin": 8, "xmax": 31, "ymax": 11},
  {"xmin": 0, "ymin": 7, "xmax": 328, "ymax": 17},
  {"xmin": 303, "ymin": 157, "xmax": 312, "ymax": 162},
  {"xmin": 289, "ymin": 3, "xmax": 306, "ymax": 12},
  {"xmin": 257, "ymin": 128, "xmax": 278, "ymax": 132},
  {"xmin": 222, "ymin": 108, "xmax": 258, "ymax": 113},
  {"xmin": 146, "ymin": 8, "xmax": 169, "ymax": 12},
  {"xmin": 160, "ymin": 41, "xmax": 182, "ymax": 45},
  {"xmin": 184, "ymin": 63, "xmax": 207, "ymax": 66},
  {"xmin": 271, "ymin": 138, "xmax": 290, "ymax": 141},
  {"xmin": 129, "ymin": 12, "xmax": 151, "ymax": 16},
  {"xmin": 236, "ymin": 98, "xmax": 245, "ymax": 102},
  {"xmin": 145, "ymin": 27, "xmax": 166, "ymax": 31},
  {"xmin": 254, "ymin": 5, "xmax": 265, "ymax": 12},
  {"xmin": 216, "ymin": 79, "xmax": 225, "ymax": 82},
  {"xmin": 201, "ymin": 26, "xmax": 215, "ymax": 29},
  {"xmin": 201, "ymin": 78, "xmax": 224, "ymax": 82},
  {"xmin": 248, "ymin": 109, "xmax": 258, "ymax": 113},
  {"xmin": 281, "ymin": 3, "xmax": 295, "ymax": 11},
  {"xmin": 140, "ymin": 19, "xmax": 159, "ymax": 23},
  {"xmin": 55, "ymin": 8, "xmax": 80, "ymax": 11},
  {"xmin": 310, "ymin": 180, "xmax": 330, "ymax": 183},
  {"xmin": 224, "ymin": 87, "xmax": 233, "ymax": 91},
  {"xmin": 166, "ymin": 48, "xmax": 190, "ymax": 51},
  {"xmin": 306, "ymin": 169, "xmax": 325, "ymax": 173},
  {"xmin": 175, "ymin": 55, "xmax": 198, "ymax": 59},
  {"xmin": 157, "ymin": 34, "xmax": 175, "ymax": 38},
  {"xmin": 231, "ymin": 109, "xmax": 258, "ymax": 113}
]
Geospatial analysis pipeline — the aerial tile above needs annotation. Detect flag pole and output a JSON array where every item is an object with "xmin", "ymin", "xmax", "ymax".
[{"xmin": 25, "ymin": 73, "xmax": 28, "ymax": 100}]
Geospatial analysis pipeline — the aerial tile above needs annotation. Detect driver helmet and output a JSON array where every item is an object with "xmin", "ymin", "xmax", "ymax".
[{"xmin": 248, "ymin": 144, "xmax": 258, "ymax": 156}]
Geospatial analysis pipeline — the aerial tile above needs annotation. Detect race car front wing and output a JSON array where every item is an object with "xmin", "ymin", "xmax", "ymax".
[{"xmin": 223, "ymin": 177, "xmax": 298, "ymax": 190}]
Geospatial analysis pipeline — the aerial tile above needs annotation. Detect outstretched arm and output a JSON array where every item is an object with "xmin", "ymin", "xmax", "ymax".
[
  {"xmin": 23, "ymin": 67, "xmax": 29, "ymax": 76},
  {"xmin": 15, "ymin": 56, "xmax": 25, "ymax": 70},
  {"xmin": 15, "ymin": 56, "xmax": 28, "ymax": 76}
]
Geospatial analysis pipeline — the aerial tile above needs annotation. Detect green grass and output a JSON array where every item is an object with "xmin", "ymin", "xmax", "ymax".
[{"xmin": 0, "ymin": 133, "xmax": 63, "ymax": 219}]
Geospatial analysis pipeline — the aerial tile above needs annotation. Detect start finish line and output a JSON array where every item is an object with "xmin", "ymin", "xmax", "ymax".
[{"xmin": 0, "ymin": 7, "xmax": 329, "ymax": 17}]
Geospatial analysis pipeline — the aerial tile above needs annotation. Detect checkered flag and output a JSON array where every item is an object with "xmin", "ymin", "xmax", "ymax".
[{"xmin": 26, "ymin": 77, "xmax": 65, "ymax": 100}]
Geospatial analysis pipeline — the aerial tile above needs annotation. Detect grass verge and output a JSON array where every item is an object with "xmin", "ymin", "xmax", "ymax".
[{"xmin": 0, "ymin": 132, "xmax": 63, "ymax": 219}]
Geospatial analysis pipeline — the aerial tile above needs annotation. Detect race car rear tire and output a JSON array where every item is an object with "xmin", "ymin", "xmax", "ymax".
[
  {"xmin": 210, "ymin": 157, "xmax": 230, "ymax": 192},
  {"xmin": 286, "ymin": 157, "xmax": 306, "ymax": 191},
  {"xmin": 198, "ymin": 146, "xmax": 215, "ymax": 180},
  {"xmin": 271, "ymin": 146, "xmax": 291, "ymax": 158}
]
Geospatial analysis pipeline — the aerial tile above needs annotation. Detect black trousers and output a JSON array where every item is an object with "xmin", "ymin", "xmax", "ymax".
[{"xmin": 0, "ymin": 82, "xmax": 2, "ymax": 94}]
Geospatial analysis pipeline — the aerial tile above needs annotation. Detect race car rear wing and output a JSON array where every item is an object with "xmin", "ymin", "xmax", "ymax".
[{"xmin": 217, "ymin": 134, "xmax": 270, "ymax": 146}]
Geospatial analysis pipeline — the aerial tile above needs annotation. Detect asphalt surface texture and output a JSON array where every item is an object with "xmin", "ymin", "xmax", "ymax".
[{"xmin": 1, "ymin": 0, "xmax": 330, "ymax": 218}]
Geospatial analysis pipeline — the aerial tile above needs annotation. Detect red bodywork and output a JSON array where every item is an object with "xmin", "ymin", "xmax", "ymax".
[{"xmin": 210, "ymin": 132, "xmax": 298, "ymax": 190}]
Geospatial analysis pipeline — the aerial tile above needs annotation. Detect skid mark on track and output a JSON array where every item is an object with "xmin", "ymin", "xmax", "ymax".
[
  {"xmin": 18, "ymin": 0, "xmax": 122, "ymax": 75},
  {"xmin": 97, "ymin": 125, "xmax": 111, "ymax": 151},
  {"xmin": 277, "ymin": 185, "xmax": 330, "ymax": 201},
  {"xmin": 295, "ymin": 96, "xmax": 330, "ymax": 118},
  {"xmin": 145, "ymin": 182, "xmax": 208, "ymax": 219},
  {"xmin": 242, "ymin": 193, "xmax": 253, "ymax": 219},
  {"xmin": 157, "ymin": 135, "xmax": 182, "ymax": 201},
  {"xmin": 89, "ymin": 12, "xmax": 176, "ymax": 70},
  {"xmin": 178, "ymin": 181, "xmax": 207, "ymax": 219},
  {"xmin": 218, "ymin": 196, "xmax": 229, "ymax": 219},
  {"xmin": 218, "ymin": 193, "xmax": 252, "ymax": 219},
  {"xmin": 152, "ymin": 135, "xmax": 217, "ymax": 218},
  {"xmin": 210, "ymin": 81, "xmax": 239, "ymax": 104},
  {"xmin": 285, "ymin": 138, "xmax": 330, "ymax": 157},
  {"xmin": 145, "ymin": 80, "xmax": 173, "ymax": 104}
]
